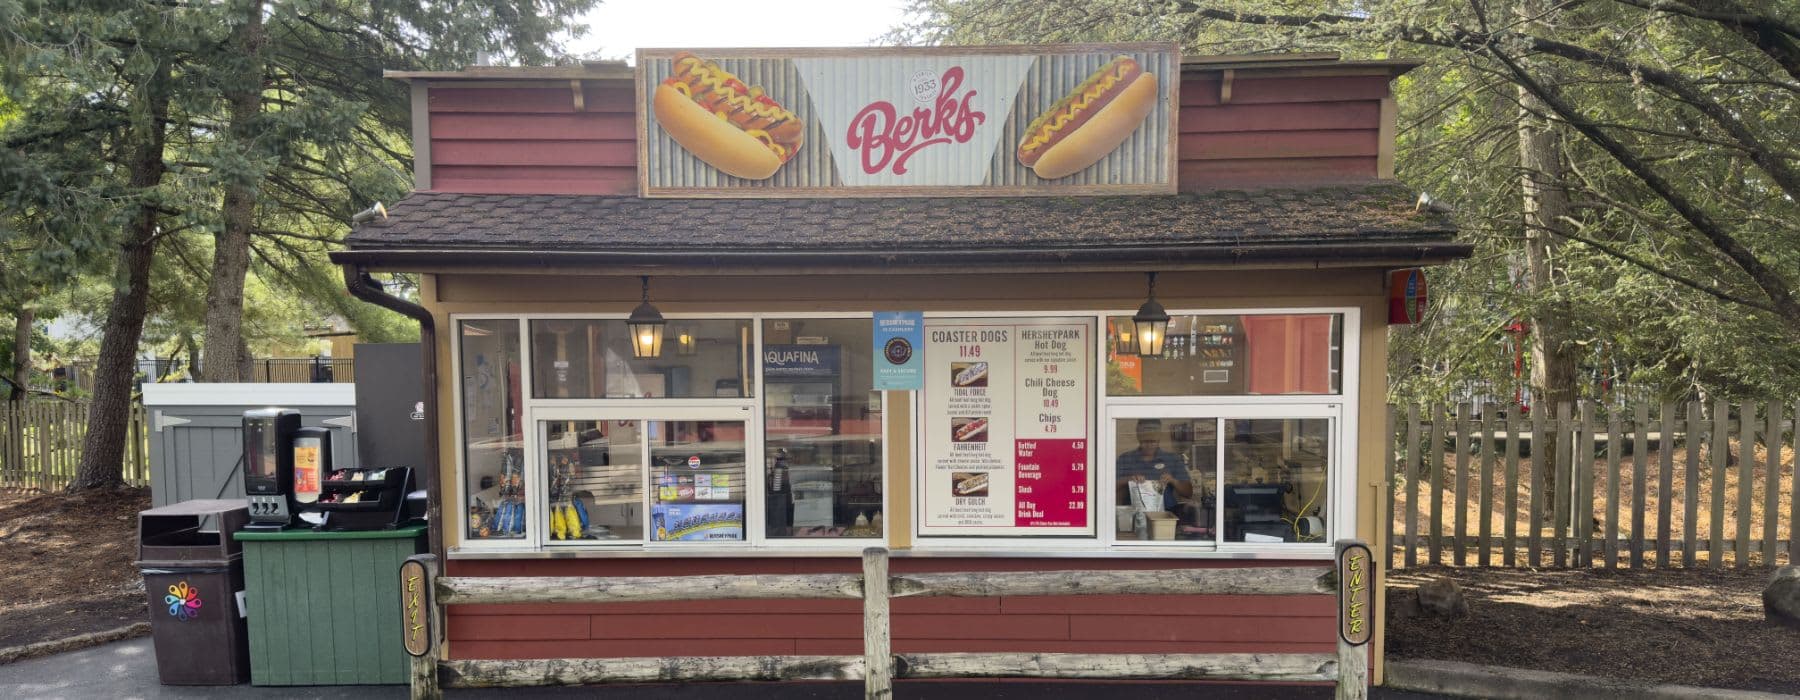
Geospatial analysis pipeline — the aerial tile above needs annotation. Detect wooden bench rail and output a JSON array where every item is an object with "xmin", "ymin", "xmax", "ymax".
[
  {"xmin": 436, "ymin": 573, "xmax": 864, "ymax": 605},
  {"xmin": 431, "ymin": 566, "xmax": 1334, "ymax": 606},
  {"xmin": 890, "ymin": 566, "xmax": 1334, "ymax": 598},
  {"xmin": 402, "ymin": 544, "xmax": 1369, "ymax": 700},
  {"xmin": 442, "ymin": 655, "xmax": 867, "ymax": 687},
  {"xmin": 436, "ymin": 652, "xmax": 1340, "ymax": 688}
]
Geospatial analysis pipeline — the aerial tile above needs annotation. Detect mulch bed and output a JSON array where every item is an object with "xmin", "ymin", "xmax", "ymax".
[
  {"xmin": 0, "ymin": 488, "xmax": 151, "ymax": 650},
  {"xmin": 1387, "ymin": 565, "xmax": 1800, "ymax": 694}
]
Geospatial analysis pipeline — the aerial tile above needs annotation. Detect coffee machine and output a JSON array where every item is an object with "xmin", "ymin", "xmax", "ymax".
[{"xmin": 242, "ymin": 409, "xmax": 302, "ymax": 530}]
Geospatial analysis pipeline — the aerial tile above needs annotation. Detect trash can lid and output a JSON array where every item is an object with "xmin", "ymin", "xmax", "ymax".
[
  {"xmin": 137, "ymin": 556, "xmax": 241, "ymax": 570},
  {"xmin": 140, "ymin": 499, "xmax": 250, "ymax": 517}
]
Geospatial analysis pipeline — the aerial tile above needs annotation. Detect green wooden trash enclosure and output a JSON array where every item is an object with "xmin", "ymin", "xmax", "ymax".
[{"xmin": 235, "ymin": 525, "xmax": 426, "ymax": 685}]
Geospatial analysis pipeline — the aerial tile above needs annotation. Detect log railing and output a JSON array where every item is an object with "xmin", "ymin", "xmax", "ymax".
[{"xmin": 400, "ymin": 543, "xmax": 1370, "ymax": 700}]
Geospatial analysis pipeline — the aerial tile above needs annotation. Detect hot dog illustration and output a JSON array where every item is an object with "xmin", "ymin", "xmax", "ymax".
[
  {"xmin": 953, "ymin": 362, "xmax": 989, "ymax": 387},
  {"xmin": 953, "ymin": 417, "xmax": 989, "ymax": 442},
  {"xmin": 955, "ymin": 472, "xmax": 989, "ymax": 496},
  {"xmin": 1016, "ymin": 55, "xmax": 1158, "ymax": 180},
  {"xmin": 653, "ymin": 52, "xmax": 804, "ymax": 179}
]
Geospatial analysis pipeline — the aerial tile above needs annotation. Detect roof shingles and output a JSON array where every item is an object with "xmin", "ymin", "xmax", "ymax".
[{"xmin": 345, "ymin": 183, "xmax": 1456, "ymax": 253}]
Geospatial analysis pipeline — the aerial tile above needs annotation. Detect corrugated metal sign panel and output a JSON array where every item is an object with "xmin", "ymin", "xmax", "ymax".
[{"xmin": 638, "ymin": 44, "xmax": 1178, "ymax": 197}]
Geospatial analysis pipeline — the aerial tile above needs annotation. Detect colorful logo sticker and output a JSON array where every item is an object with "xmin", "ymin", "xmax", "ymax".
[{"xmin": 166, "ymin": 581, "xmax": 202, "ymax": 620}]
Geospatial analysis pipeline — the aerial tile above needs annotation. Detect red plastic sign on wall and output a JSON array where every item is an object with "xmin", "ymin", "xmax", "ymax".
[{"xmin": 1388, "ymin": 268, "xmax": 1428, "ymax": 325}]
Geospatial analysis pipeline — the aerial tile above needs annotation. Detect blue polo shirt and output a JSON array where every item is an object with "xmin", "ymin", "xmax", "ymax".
[{"xmin": 1117, "ymin": 448, "xmax": 1190, "ymax": 511}]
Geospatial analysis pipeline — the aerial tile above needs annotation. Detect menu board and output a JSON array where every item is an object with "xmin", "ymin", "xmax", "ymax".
[{"xmin": 919, "ymin": 317, "xmax": 1093, "ymax": 536}]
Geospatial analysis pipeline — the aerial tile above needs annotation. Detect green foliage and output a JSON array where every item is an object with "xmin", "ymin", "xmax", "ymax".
[
  {"xmin": 0, "ymin": 0, "xmax": 598, "ymax": 363},
  {"xmin": 896, "ymin": 0, "xmax": 1800, "ymax": 403}
]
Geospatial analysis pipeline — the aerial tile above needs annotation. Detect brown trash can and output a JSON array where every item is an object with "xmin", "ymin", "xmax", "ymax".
[{"xmin": 137, "ymin": 500, "xmax": 251, "ymax": 685}]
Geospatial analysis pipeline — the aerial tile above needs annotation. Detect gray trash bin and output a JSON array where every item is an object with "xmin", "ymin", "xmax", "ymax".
[{"xmin": 137, "ymin": 500, "xmax": 251, "ymax": 685}]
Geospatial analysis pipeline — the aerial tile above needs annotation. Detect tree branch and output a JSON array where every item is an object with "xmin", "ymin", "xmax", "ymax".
[{"xmin": 1480, "ymin": 30, "xmax": 1800, "ymax": 331}]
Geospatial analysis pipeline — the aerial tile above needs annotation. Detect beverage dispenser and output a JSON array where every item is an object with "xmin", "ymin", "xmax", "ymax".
[
  {"xmin": 242, "ymin": 409, "xmax": 302, "ymax": 530},
  {"xmin": 291, "ymin": 427, "xmax": 331, "ymax": 509}
]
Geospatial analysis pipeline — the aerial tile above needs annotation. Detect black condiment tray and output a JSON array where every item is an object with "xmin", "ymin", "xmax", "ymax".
[{"xmin": 321, "ymin": 468, "xmax": 408, "ymax": 491}]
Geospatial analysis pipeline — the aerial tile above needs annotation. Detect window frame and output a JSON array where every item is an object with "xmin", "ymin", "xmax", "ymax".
[
  {"xmin": 450, "ymin": 312, "xmax": 889, "ymax": 553},
  {"xmin": 448, "ymin": 306, "xmax": 1356, "ymax": 560},
  {"xmin": 1103, "ymin": 403, "xmax": 1344, "ymax": 558}
]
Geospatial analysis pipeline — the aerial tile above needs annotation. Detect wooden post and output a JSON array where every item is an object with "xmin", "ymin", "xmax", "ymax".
[
  {"xmin": 1335, "ymin": 540, "xmax": 1371, "ymax": 700},
  {"xmin": 1386, "ymin": 405, "xmax": 1398, "ymax": 570},
  {"xmin": 1553, "ymin": 402, "xmax": 1573, "ymax": 567},
  {"xmin": 1791, "ymin": 400, "xmax": 1799, "ymax": 566},
  {"xmin": 1428, "ymin": 404, "xmax": 1445, "ymax": 565},
  {"xmin": 1404, "ymin": 405, "xmax": 1421, "ymax": 568},
  {"xmin": 1737, "ymin": 402, "xmax": 1754, "ymax": 568},
  {"xmin": 1578, "ymin": 403, "xmax": 1598, "ymax": 566},
  {"xmin": 1762, "ymin": 402, "xmax": 1780, "ymax": 564},
  {"xmin": 1453, "ymin": 403, "xmax": 1470, "ymax": 566},
  {"xmin": 1529, "ymin": 405, "xmax": 1546, "ymax": 566},
  {"xmin": 1604, "ymin": 407, "xmax": 1621, "ymax": 569},
  {"xmin": 1631, "ymin": 402, "xmax": 1649, "ymax": 568},
  {"xmin": 862, "ymin": 547, "xmax": 892, "ymax": 700},
  {"xmin": 402, "ymin": 554, "xmax": 442, "ymax": 700},
  {"xmin": 1478, "ymin": 404, "xmax": 1495, "ymax": 567},
  {"xmin": 1336, "ymin": 638, "xmax": 1367, "ymax": 700},
  {"xmin": 1656, "ymin": 402, "xmax": 1675, "ymax": 566},
  {"xmin": 1684, "ymin": 402, "xmax": 1702, "ymax": 566},
  {"xmin": 1504, "ymin": 413, "xmax": 1521, "ymax": 567}
]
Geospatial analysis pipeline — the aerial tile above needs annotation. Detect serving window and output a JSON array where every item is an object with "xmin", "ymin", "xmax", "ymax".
[
  {"xmin": 1100, "ymin": 310, "xmax": 1352, "ymax": 555},
  {"xmin": 530, "ymin": 319, "xmax": 753, "ymax": 399},
  {"xmin": 762, "ymin": 318, "xmax": 884, "ymax": 540},
  {"xmin": 455, "ymin": 314, "xmax": 883, "ymax": 551},
  {"xmin": 1106, "ymin": 314, "xmax": 1342, "ymax": 396},
  {"xmin": 451, "ymin": 308, "xmax": 1352, "ymax": 556}
]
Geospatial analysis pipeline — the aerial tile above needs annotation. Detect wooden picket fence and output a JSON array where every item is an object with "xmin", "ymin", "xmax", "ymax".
[
  {"xmin": 0, "ymin": 400, "xmax": 151, "ymax": 492},
  {"xmin": 1387, "ymin": 400, "xmax": 1798, "ymax": 570}
]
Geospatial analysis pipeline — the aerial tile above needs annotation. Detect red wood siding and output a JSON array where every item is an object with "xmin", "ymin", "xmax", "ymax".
[
  {"xmin": 443, "ymin": 558, "xmax": 1335, "ymax": 661},
  {"xmin": 427, "ymin": 86, "xmax": 637, "ymax": 195},
  {"xmin": 1178, "ymin": 75, "xmax": 1386, "ymax": 190},
  {"xmin": 422, "ymin": 73, "xmax": 1390, "ymax": 195}
]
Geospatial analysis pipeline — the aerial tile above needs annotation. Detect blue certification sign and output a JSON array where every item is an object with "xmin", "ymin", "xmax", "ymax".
[{"xmin": 873, "ymin": 311, "xmax": 924, "ymax": 390}]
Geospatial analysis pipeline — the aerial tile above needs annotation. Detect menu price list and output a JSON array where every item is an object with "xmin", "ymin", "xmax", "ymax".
[
  {"xmin": 920, "ymin": 318, "xmax": 1092, "ymax": 536},
  {"xmin": 1013, "ymin": 439, "xmax": 1086, "ymax": 527}
]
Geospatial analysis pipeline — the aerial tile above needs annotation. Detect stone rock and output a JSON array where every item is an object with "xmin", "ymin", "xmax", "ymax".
[
  {"xmin": 1766, "ymin": 566, "xmax": 1800, "ymax": 630},
  {"xmin": 1416, "ymin": 577, "xmax": 1470, "ymax": 618}
]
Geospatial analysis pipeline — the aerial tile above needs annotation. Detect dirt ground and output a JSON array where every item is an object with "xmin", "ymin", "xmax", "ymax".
[
  {"xmin": 0, "ymin": 488, "xmax": 150, "ymax": 649},
  {"xmin": 1387, "ymin": 566, "xmax": 1800, "ymax": 693}
]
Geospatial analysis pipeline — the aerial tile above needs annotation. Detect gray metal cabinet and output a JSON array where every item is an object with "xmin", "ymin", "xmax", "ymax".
[{"xmin": 143, "ymin": 384, "xmax": 358, "ymax": 506}]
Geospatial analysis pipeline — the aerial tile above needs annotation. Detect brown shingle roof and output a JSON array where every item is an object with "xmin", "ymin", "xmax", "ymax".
[{"xmin": 345, "ymin": 183, "xmax": 1457, "ymax": 258}]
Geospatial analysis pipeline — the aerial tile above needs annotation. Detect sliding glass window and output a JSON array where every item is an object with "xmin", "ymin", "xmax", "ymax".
[{"xmin": 762, "ymin": 318, "xmax": 883, "ymax": 539}]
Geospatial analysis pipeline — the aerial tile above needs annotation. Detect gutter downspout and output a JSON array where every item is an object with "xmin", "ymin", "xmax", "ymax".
[{"xmin": 343, "ymin": 265, "xmax": 443, "ymax": 560}]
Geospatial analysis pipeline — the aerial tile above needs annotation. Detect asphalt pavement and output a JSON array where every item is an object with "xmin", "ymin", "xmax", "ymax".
[{"xmin": 0, "ymin": 637, "xmax": 1449, "ymax": 699}]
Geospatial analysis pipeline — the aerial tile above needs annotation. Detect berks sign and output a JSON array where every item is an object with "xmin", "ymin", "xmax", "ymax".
[{"xmin": 637, "ymin": 44, "xmax": 1178, "ymax": 197}]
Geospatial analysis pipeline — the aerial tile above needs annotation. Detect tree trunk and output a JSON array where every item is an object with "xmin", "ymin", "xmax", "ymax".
[
  {"xmin": 1514, "ymin": 0, "xmax": 1580, "ymax": 515},
  {"xmin": 9, "ymin": 307, "xmax": 29, "ymax": 401},
  {"xmin": 71, "ymin": 61, "xmax": 172, "ymax": 492},
  {"xmin": 1519, "ymin": 88, "xmax": 1580, "ymax": 518},
  {"xmin": 201, "ymin": 1, "xmax": 267, "ymax": 383}
]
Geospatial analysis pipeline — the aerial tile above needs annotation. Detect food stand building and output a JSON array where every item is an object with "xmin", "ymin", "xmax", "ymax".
[{"xmin": 331, "ymin": 45, "xmax": 1465, "ymax": 686}]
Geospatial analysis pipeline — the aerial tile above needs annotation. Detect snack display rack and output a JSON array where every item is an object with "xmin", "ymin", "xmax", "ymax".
[{"xmin": 314, "ymin": 466, "xmax": 415, "ymax": 530}]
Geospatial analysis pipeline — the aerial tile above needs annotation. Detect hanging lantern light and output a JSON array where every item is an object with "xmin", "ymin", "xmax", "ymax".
[
  {"xmin": 627, "ymin": 276, "xmax": 665, "ymax": 359},
  {"xmin": 1112, "ymin": 318, "xmax": 1137, "ymax": 356},
  {"xmin": 1132, "ymin": 272, "xmax": 1170, "ymax": 358},
  {"xmin": 676, "ymin": 327, "xmax": 697, "ymax": 356}
]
